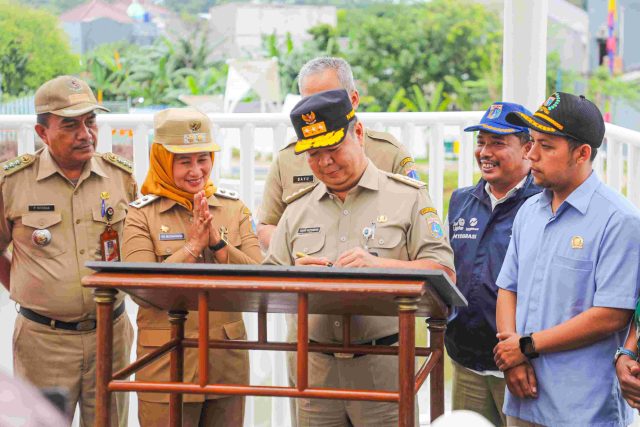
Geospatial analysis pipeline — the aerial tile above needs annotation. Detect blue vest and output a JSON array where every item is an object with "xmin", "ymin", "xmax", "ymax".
[{"xmin": 445, "ymin": 174, "xmax": 540, "ymax": 371}]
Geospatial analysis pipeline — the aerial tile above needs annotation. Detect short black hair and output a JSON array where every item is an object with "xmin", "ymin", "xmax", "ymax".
[
  {"xmin": 514, "ymin": 131, "xmax": 531, "ymax": 145},
  {"xmin": 36, "ymin": 113, "xmax": 51, "ymax": 127},
  {"xmin": 567, "ymin": 137, "xmax": 597, "ymax": 161}
]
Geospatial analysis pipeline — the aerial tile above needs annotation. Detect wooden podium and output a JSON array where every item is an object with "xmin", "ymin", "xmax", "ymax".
[{"xmin": 82, "ymin": 262, "xmax": 467, "ymax": 427}]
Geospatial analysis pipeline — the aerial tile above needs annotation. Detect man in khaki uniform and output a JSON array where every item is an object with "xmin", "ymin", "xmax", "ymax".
[
  {"xmin": 258, "ymin": 56, "xmax": 417, "ymax": 249},
  {"xmin": 264, "ymin": 89, "xmax": 455, "ymax": 426},
  {"xmin": 122, "ymin": 107, "xmax": 262, "ymax": 426},
  {"xmin": 0, "ymin": 76, "xmax": 136, "ymax": 426}
]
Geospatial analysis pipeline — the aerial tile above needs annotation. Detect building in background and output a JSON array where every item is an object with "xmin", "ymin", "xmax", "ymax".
[
  {"xmin": 60, "ymin": 0, "xmax": 169, "ymax": 54},
  {"xmin": 207, "ymin": 3, "xmax": 337, "ymax": 58}
]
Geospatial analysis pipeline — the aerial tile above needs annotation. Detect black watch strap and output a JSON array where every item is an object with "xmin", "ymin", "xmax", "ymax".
[
  {"xmin": 209, "ymin": 238, "xmax": 227, "ymax": 252},
  {"xmin": 519, "ymin": 334, "xmax": 539, "ymax": 360}
]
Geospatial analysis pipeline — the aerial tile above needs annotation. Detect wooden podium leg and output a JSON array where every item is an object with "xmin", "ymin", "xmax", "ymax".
[
  {"xmin": 397, "ymin": 297, "xmax": 418, "ymax": 427},
  {"xmin": 94, "ymin": 289, "xmax": 116, "ymax": 427},
  {"xmin": 297, "ymin": 293, "xmax": 308, "ymax": 391},
  {"xmin": 427, "ymin": 318, "xmax": 446, "ymax": 422},
  {"xmin": 169, "ymin": 310, "xmax": 187, "ymax": 427}
]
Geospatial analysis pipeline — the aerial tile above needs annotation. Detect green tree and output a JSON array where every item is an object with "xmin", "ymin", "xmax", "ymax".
[
  {"xmin": 341, "ymin": 0, "xmax": 502, "ymax": 111},
  {"xmin": 0, "ymin": 1, "xmax": 79, "ymax": 98}
]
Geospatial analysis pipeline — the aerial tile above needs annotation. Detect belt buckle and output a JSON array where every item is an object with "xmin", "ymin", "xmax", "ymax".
[
  {"xmin": 333, "ymin": 352, "xmax": 355, "ymax": 359},
  {"xmin": 76, "ymin": 319, "xmax": 96, "ymax": 331}
]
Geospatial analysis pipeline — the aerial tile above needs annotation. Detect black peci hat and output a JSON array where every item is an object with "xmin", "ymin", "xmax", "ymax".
[
  {"xmin": 506, "ymin": 92, "xmax": 605, "ymax": 148},
  {"xmin": 290, "ymin": 89, "xmax": 356, "ymax": 155}
]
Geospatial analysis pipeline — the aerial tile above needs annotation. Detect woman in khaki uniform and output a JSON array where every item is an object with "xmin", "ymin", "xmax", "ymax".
[{"xmin": 122, "ymin": 107, "xmax": 262, "ymax": 426}]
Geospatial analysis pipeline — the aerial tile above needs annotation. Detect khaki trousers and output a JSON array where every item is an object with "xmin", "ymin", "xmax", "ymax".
[
  {"xmin": 290, "ymin": 350, "xmax": 418, "ymax": 427},
  {"xmin": 138, "ymin": 396, "xmax": 244, "ymax": 427},
  {"xmin": 452, "ymin": 361, "xmax": 506, "ymax": 427},
  {"xmin": 13, "ymin": 312, "xmax": 133, "ymax": 427}
]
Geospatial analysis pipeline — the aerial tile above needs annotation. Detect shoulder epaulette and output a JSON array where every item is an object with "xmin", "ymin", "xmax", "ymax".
[
  {"xmin": 388, "ymin": 173, "xmax": 425, "ymax": 189},
  {"xmin": 365, "ymin": 128, "xmax": 400, "ymax": 147},
  {"xmin": 1, "ymin": 154, "xmax": 35, "ymax": 176},
  {"xmin": 284, "ymin": 182, "xmax": 319, "ymax": 204},
  {"xmin": 215, "ymin": 187, "xmax": 239, "ymax": 200},
  {"xmin": 129, "ymin": 194, "xmax": 160, "ymax": 208},
  {"xmin": 280, "ymin": 138, "xmax": 297, "ymax": 151},
  {"xmin": 102, "ymin": 153, "xmax": 133, "ymax": 173}
]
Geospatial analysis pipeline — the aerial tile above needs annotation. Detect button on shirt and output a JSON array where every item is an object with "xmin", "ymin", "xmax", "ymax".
[
  {"xmin": 497, "ymin": 172, "xmax": 640, "ymax": 426},
  {"xmin": 264, "ymin": 161, "xmax": 454, "ymax": 343}
]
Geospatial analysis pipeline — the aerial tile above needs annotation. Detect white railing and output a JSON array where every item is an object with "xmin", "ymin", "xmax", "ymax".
[{"xmin": 1, "ymin": 112, "xmax": 640, "ymax": 426}]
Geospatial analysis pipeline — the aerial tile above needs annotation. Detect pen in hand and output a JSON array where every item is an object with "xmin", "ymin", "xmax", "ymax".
[{"xmin": 295, "ymin": 252, "xmax": 333, "ymax": 267}]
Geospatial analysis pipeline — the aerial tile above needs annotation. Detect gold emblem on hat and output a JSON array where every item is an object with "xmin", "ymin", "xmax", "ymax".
[
  {"xmin": 100, "ymin": 192, "xmax": 110, "ymax": 200},
  {"xmin": 571, "ymin": 236, "xmax": 584, "ymax": 249},
  {"xmin": 302, "ymin": 112, "xmax": 316, "ymax": 124},
  {"xmin": 377, "ymin": 215, "xmax": 388, "ymax": 223},
  {"xmin": 189, "ymin": 121, "xmax": 202, "ymax": 132},
  {"xmin": 68, "ymin": 79, "xmax": 82, "ymax": 92},
  {"xmin": 160, "ymin": 225, "xmax": 169, "ymax": 233}
]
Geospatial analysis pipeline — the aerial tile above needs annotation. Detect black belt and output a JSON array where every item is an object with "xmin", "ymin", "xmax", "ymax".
[
  {"xmin": 313, "ymin": 333, "xmax": 399, "ymax": 358},
  {"xmin": 19, "ymin": 303, "xmax": 125, "ymax": 332}
]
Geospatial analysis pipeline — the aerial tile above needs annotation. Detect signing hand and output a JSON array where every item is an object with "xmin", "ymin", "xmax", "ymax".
[
  {"xmin": 504, "ymin": 362, "xmax": 538, "ymax": 399},
  {"xmin": 616, "ymin": 356, "xmax": 640, "ymax": 409},
  {"xmin": 334, "ymin": 247, "xmax": 381, "ymax": 268},
  {"xmin": 295, "ymin": 255, "xmax": 332, "ymax": 267},
  {"xmin": 187, "ymin": 191, "xmax": 212, "ymax": 253},
  {"xmin": 494, "ymin": 332, "xmax": 526, "ymax": 371}
]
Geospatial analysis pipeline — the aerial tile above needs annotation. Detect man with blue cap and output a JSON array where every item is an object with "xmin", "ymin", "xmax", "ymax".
[{"xmin": 446, "ymin": 102, "xmax": 541, "ymax": 425}]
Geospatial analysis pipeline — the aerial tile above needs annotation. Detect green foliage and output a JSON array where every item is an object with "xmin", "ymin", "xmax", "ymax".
[
  {"xmin": 0, "ymin": 1, "xmax": 79, "ymax": 98},
  {"xmin": 82, "ymin": 34, "xmax": 227, "ymax": 106},
  {"xmin": 339, "ymin": 0, "xmax": 502, "ymax": 111}
]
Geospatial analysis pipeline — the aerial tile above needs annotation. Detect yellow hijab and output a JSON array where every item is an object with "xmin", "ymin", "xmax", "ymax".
[{"xmin": 141, "ymin": 143, "xmax": 216, "ymax": 210}]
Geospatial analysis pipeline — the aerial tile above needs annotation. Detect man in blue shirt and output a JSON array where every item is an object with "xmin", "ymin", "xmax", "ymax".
[
  {"xmin": 446, "ymin": 102, "xmax": 541, "ymax": 426},
  {"xmin": 493, "ymin": 92, "xmax": 640, "ymax": 426}
]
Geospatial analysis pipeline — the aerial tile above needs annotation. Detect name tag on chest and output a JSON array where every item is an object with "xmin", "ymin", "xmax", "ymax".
[
  {"xmin": 28, "ymin": 205, "xmax": 54, "ymax": 212},
  {"xmin": 298, "ymin": 227, "xmax": 320, "ymax": 234},
  {"xmin": 293, "ymin": 175, "xmax": 314, "ymax": 183},
  {"xmin": 159, "ymin": 233, "xmax": 185, "ymax": 241}
]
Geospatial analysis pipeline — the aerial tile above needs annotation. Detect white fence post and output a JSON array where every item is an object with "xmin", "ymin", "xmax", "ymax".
[
  {"xmin": 429, "ymin": 124, "xmax": 445, "ymax": 216},
  {"xmin": 628, "ymin": 145, "xmax": 640, "ymax": 208},
  {"xmin": 132, "ymin": 124, "xmax": 150, "ymax": 188},
  {"xmin": 458, "ymin": 122, "xmax": 475, "ymax": 189},
  {"xmin": 606, "ymin": 138, "xmax": 623, "ymax": 192},
  {"xmin": 240, "ymin": 123, "xmax": 256, "ymax": 211},
  {"xmin": 18, "ymin": 124, "xmax": 35, "ymax": 155}
]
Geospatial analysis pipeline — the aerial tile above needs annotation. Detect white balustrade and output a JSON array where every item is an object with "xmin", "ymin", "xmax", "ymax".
[{"xmin": 2, "ymin": 112, "xmax": 640, "ymax": 427}]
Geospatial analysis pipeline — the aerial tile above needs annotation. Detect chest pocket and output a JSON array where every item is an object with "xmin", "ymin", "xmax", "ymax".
[
  {"xmin": 366, "ymin": 225, "xmax": 405, "ymax": 259},
  {"xmin": 16, "ymin": 212, "xmax": 67, "ymax": 258},
  {"xmin": 154, "ymin": 240, "xmax": 186, "ymax": 261},
  {"xmin": 291, "ymin": 229, "xmax": 326, "ymax": 256}
]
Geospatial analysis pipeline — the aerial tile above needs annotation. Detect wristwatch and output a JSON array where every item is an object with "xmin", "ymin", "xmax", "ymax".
[
  {"xmin": 209, "ymin": 226, "xmax": 229, "ymax": 252},
  {"xmin": 614, "ymin": 347, "xmax": 637, "ymax": 366},
  {"xmin": 519, "ymin": 333, "xmax": 539, "ymax": 360}
]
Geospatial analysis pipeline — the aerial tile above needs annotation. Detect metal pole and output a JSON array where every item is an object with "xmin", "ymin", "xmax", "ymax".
[{"xmin": 502, "ymin": 0, "xmax": 549, "ymax": 111}]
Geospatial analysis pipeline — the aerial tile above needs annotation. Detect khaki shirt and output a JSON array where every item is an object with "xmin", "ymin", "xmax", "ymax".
[
  {"xmin": 0, "ymin": 148, "xmax": 137, "ymax": 321},
  {"xmin": 122, "ymin": 192, "xmax": 262, "ymax": 402},
  {"xmin": 260, "ymin": 128, "xmax": 416, "ymax": 226},
  {"xmin": 263, "ymin": 161, "xmax": 453, "ymax": 343}
]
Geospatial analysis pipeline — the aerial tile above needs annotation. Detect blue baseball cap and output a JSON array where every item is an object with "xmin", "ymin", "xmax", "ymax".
[{"xmin": 464, "ymin": 102, "xmax": 532, "ymax": 135}]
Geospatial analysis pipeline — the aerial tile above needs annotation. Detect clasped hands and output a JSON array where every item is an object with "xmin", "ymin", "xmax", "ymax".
[
  {"xmin": 295, "ymin": 247, "xmax": 380, "ymax": 268},
  {"xmin": 494, "ymin": 332, "xmax": 538, "ymax": 399},
  {"xmin": 187, "ymin": 191, "xmax": 223, "ymax": 254},
  {"xmin": 616, "ymin": 354, "xmax": 640, "ymax": 410}
]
